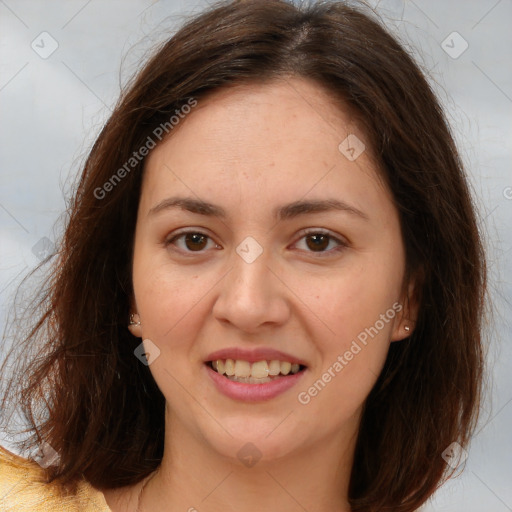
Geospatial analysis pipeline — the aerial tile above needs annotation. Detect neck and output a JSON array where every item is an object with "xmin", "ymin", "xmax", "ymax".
[{"xmin": 137, "ymin": 409, "xmax": 357, "ymax": 512}]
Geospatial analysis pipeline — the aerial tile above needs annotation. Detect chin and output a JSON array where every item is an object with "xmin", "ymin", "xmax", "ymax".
[{"xmin": 198, "ymin": 417, "xmax": 307, "ymax": 465}]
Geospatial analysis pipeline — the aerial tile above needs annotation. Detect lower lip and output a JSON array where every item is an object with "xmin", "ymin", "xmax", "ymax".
[{"xmin": 204, "ymin": 364, "xmax": 306, "ymax": 402}]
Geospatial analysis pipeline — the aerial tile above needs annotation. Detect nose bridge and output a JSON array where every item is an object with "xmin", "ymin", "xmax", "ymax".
[{"xmin": 229, "ymin": 237, "xmax": 275, "ymax": 305}]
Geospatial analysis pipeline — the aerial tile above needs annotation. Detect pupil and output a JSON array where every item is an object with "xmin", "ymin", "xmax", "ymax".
[
  {"xmin": 307, "ymin": 234, "xmax": 328, "ymax": 251},
  {"xmin": 186, "ymin": 233, "xmax": 206, "ymax": 250}
]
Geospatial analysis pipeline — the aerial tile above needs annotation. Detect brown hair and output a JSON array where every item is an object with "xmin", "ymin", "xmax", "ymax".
[{"xmin": 0, "ymin": 1, "xmax": 487, "ymax": 510}]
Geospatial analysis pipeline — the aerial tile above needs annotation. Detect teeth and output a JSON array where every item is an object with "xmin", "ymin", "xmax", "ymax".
[
  {"xmin": 234, "ymin": 360, "xmax": 251, "ymax": 377},
  {"xmin": 224, "ymin": 359, "xmax": 235, "ymax": 376},
  {"xmin": 211, "ymin": 359, "xmax": 302, "ymax": 379},
  {"xmin": 227, "ymin": 375, "xmax": 273, "ymax": 384},
  {"xmin": 251, "ymin": 360, "xmax": 269, "ymax": 379},
  {"xmin": 268, "ymin": 360, "xmax": 281, "ymax": 376},
  {"xmin": 280, "ymin": 361, "xmax": 291, "ymax": 375}
]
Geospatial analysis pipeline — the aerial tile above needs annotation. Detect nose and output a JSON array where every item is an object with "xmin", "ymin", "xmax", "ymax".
[{"xmin": 212, "ymin": 247, "xmax": 291, "ymax": 334}]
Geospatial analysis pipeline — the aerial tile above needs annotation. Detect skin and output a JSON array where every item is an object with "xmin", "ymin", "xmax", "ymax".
[{"xmin": 101, "ymin": 77, "xmax": 418, "ymax": 512}]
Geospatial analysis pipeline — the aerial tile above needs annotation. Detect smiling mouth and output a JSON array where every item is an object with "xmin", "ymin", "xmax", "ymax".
[{"xmin": 206, "ymin": 359, "xmax": 307, "ymax": 384}]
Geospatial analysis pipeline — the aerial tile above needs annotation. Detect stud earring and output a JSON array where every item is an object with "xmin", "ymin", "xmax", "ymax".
[
  {"xmin": 129, "ymin": 313, "xmax": 141, "ymax": 327},
  {"xmin": 404, "ymin": 325, "xmax": 410, "ymax": 332}
]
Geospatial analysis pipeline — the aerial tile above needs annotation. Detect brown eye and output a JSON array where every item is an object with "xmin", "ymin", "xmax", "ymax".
[
  {"xmin": 305, "ymin": 233, "xmax": 330, "ymax": 252},
  {"xmin": 182, "ymin": 233, "xmax": 208, "ymax": 251},
  {"xmin": 294, "ymin": 230, "xmax": 347, "ymax": 256},
  {"xmin": 165, "ymin": 231, "xmax": 218, "ymax": 253}
]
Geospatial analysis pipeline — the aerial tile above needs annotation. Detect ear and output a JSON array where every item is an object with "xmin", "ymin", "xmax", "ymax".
[
  {"xmin": 128, "ymin": 313, "xmax": 142, "ymax": 338},
  {"xmin": 391, "ymin": 270, "xmax": 422, "ymax": 342},
  {"xmin": 127, "ymin": 296, "xmax": 142, "ymax": 338}
]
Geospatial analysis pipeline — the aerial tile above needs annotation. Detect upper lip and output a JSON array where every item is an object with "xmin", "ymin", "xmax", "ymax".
[{"xmin": 205, "ymin": 347, "xmax": 308, "ymax": 366}]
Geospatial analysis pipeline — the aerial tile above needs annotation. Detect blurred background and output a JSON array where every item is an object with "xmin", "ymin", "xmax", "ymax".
[{"xmin": 0, "ymin": 1, "xmax": 511, "ymax": 510}]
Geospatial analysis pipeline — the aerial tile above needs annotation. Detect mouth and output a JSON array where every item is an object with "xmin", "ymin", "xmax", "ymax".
[
  {"xmin": 204, "ymin": 357, "xmax": 307, "ymax": 402},
  {"xmin": 206, "ymin": 359, "xmax": 307, "ymax": 384}
]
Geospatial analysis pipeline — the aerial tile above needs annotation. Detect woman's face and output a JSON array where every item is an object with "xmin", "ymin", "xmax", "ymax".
[{"xmin": 130, "ymin": 77, "xmax": 414, "ymax": 464}]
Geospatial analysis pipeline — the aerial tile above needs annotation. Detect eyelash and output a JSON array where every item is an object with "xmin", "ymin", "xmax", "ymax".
[{"xmin": 164, "ymin": 228, "xmax": 348, "ymax": 257}]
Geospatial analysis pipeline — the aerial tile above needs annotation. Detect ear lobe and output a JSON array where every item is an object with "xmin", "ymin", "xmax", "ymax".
[
  {"xmin": 391, "ymin": 271, "xmax": 421, "ymax": 342},
  {"xmin": 128, "ymin": 312, "xmax": 142, "ymax": 338}
]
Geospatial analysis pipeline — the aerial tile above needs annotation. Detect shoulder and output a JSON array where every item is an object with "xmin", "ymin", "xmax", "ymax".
[{"xmin": 0, "ymin": 444, "xmax": 111, "ymax": 511}]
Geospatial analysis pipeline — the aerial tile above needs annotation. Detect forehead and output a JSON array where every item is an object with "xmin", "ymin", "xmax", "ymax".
[
  {"xmin": 160, "ymin": 77, "xmax": 364, "ymax": 162},
  {"xmin": 140, "ymin": 77, "xmax": 390, "ymax": 219}
]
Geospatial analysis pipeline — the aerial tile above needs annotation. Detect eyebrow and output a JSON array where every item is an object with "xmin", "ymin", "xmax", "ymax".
[{"xmin": 147, "ymin": 196, "xmax": 369, "ymax": 221}]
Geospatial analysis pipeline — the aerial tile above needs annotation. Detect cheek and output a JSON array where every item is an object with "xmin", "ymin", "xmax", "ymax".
[
  {"xmin": 131, "ymin": 243, "xmax": 207, "ymax": 347},
  {"xmin": 295, "ymin": 268, "xmax": 399, "ymax": 426},
  {"xmin": 302, "ymin": 256, "xmax": 402, "ymax": 343},
  {"xmin": 295, "ymin": 252, "xmax": 403, "ymax": 409},
  {"xmin": 131, "ymin": 262, "xmax": 211, "ymax": 404},
  {"xmin": 135, "ymin": 272, "xmax": 206, "ymax": 343}
]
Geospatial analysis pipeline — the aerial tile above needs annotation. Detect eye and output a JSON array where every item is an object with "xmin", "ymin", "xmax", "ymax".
[
  {"xmin": 164, "ymin": 228, "xmax": 348, "ymax": 257},
  {"xmin": 293, "ymin": 229, "xmax": 347, "ymax": 256},
  {"xmin": 164, "ymin": 230, "xmax": 219, "ymax": 254}
]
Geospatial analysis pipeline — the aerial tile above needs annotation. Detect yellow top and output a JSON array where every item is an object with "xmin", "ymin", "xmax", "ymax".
[{"xmin": 0, "ymin": 444, "xmax": 112, "ymax": 511}]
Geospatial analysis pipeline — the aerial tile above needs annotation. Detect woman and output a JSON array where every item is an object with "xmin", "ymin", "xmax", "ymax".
[{"xmin": 0, "ymin": 1, "xmax": 487, "ymax": 511}]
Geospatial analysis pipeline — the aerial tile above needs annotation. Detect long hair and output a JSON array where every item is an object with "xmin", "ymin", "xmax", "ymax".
[{"xmin": 0, "ymin": 1, "xmax": 487, "ymax": 511}]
